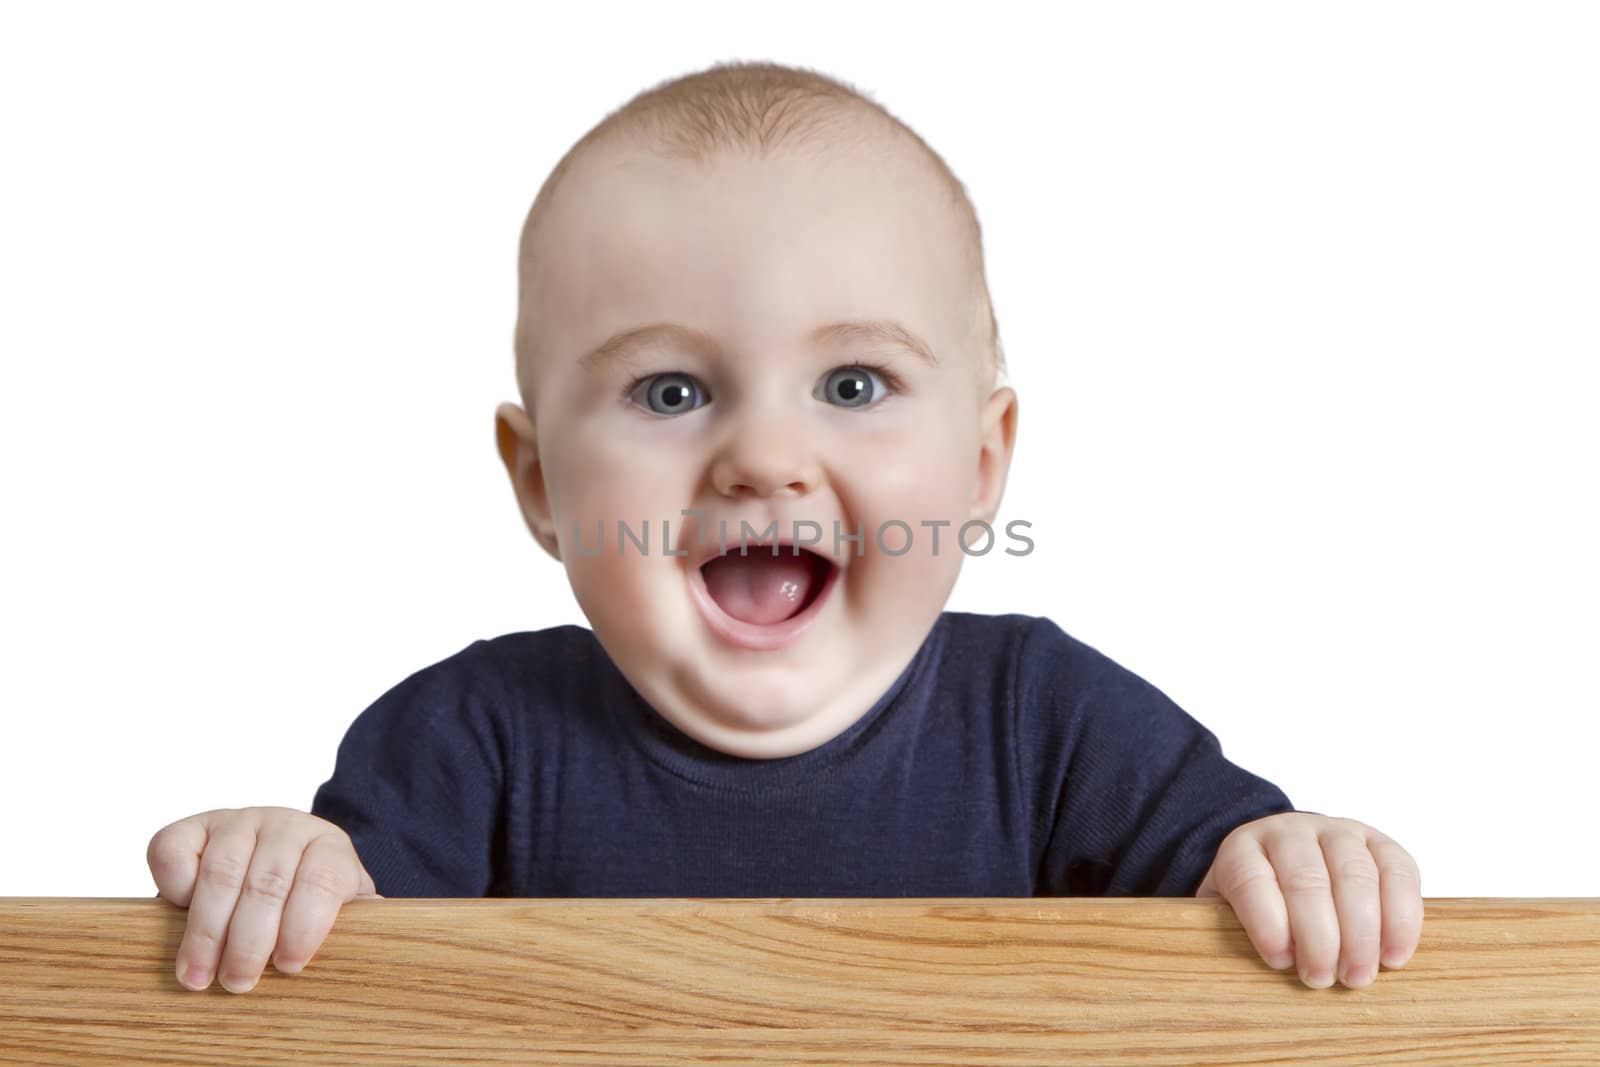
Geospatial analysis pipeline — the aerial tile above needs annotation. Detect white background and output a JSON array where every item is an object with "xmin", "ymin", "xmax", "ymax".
[{"xmin": 2, "ymin": 1, "xmax": 1595, "ymax": 898}]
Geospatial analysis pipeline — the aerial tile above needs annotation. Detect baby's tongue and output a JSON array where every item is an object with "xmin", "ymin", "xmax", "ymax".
[{"xmin": 701, "ymin": 551, "xmax": 816, "ymax": 625}]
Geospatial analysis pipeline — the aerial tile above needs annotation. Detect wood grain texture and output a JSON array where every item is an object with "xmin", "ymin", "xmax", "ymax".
[{"xmin": 1, "ymin": 896, "xmax": 1597, "ymax": 1065}]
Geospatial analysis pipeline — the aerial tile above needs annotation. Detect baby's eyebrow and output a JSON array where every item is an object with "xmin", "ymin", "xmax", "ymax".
[{"xmin": 579, "ymin": 319, "xmax": 941, "ymax": 370}]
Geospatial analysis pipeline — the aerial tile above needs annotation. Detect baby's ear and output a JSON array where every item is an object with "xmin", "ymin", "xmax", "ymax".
[
  {"xmin": 494, "ymin": 402, "xmax": 562, "ymax": 561},
  {"xmin": 969, "ymin": 385, "xmax": 1019, "ymax": 525}
]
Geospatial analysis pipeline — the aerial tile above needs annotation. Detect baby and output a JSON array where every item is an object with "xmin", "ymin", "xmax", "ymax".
[{"xmin": 147, "ymin": 60, "xmax": 1421, "ymax": 997}]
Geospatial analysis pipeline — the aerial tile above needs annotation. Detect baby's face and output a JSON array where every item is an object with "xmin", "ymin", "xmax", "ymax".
[{"xmin": 498, "ymin": 131, "xmax": 1017, "ymax": 759}]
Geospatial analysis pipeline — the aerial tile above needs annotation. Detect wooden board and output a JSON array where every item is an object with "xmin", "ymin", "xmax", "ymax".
[{"xmin": 2, "ymin": 896, "xmax": 1597, "ymax": 1064}]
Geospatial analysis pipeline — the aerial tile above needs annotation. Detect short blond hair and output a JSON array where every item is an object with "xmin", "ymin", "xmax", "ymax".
[{"xmin": 513, "ymin": 59, "xmax": 1006, "ymax": 403}]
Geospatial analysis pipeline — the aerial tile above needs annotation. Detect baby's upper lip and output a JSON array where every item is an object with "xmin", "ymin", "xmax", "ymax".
[{"xmin": 686, "ymin": 531, "xmax": 844, "ymax": 571}]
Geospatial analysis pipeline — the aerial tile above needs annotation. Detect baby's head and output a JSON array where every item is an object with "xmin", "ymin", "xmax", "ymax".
[{"xmin": 496, "ymin": 60, "xmax": 1018, "ymax": 759}]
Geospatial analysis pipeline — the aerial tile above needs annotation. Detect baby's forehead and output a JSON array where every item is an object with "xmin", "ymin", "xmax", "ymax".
[
  {"xmin": 561, "ymin": 145, "xmax": 963, "ymax": 282},
  {"xmin": 518, "ymin": 134, "xmax": 983, "ymax": 389},
  {"xmin": 575, "ymin": 116, "xmax": 946, "ymax": 213}
]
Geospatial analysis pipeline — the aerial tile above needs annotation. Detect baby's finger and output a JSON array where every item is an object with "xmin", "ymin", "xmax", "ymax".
[
  {"xmin": 1265, "ymin": 831, "xmax": 1342, "ymax": 988},
  {"xmin": 213, "ymin": 827, "xmax": 322, "ymax": 994},
  {"xmin": 1319, "ymin": 829, "xmax": 1383, "ymax": 989},
  {"xmin": 173, "ymin": 819, "xmax": 257, "ymax": 991},
  {"xmin": 1210, "ymin": 834, "xmax": 1294, "ymax": 970},
  {"xmin": 1369, "ymin": 833, "xmax": 1424, "ymax": 969},
  {"xmin": 270, "ymin": 832, "xmax": 368, "ymax": 976}
]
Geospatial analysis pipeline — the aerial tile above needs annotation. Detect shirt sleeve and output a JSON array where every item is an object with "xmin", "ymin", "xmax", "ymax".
[
  {"xmin": 309, "ymin": 640, "xmax": 512, "ymax": 898},
  {"xmin": 1019, "ymin": 617, "xmax": 1296, "ymax": 897}
]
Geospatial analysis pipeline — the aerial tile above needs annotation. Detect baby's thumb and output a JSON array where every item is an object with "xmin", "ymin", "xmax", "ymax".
[
  {"xmin": 351, "ymin": 866, "xmax": 383, "ymax": 900},
  {"xmin": 146, "ymin": 813, "xmax": 217, "ymax": 908}
]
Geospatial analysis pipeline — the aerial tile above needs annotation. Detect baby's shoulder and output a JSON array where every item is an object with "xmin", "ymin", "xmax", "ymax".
[
  {"xmin": 937, "ymin": 610, "xmax": 1114, "ymax": 674},
  {"xmin": 936, "ymin": 609, "xmax": 1158, "ymax": 711},
  {"xmin": 471, "ymin": 623, "xmax": 611, "ymax": 699}
]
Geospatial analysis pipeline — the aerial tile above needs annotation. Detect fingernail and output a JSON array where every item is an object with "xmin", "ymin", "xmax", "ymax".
[
  {"xmin": 1303, "ymin": 968, "xmax": 1334, "ymax": 988},
  {"xmin": 178, "ymin": 963, "xmax": 209, "ymax": 990},
  {"xmin": 1382, "ymin": 948, "xmax": 1412, "ymax": 969},
  {"xmin": 1268, "ymin": 953, "xmax": 1294, "ymax": 970},
  {"xmin": 1343, "ymin": 965, "xmax": 1371, "ymax": 987},
  {"xmin": 219, "ymin": 973, "xmax": 258, "ymax": 994},
  {"xmin": 275, "ymin": 956, "xmax": 304, "ymax": 975}
]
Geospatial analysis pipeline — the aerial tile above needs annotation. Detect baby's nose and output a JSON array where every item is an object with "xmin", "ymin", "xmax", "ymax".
[{"xmin": 710, "ymin": 416, "xmax": 820, "ymax": 499}]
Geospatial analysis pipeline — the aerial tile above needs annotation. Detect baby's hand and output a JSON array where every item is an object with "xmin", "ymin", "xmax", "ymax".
[
  {"xmin": 1195, "ymin": 812, "xmax": 1422, "ymax": 990},
  {"xmin": 146, "ymin": 806, "xmax": 381, "ymax": 994}
]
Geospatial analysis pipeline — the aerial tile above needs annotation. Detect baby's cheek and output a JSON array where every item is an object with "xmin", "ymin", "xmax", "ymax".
[
  {"xmin": 869, "ymin": 469, "xmax": 972, "ymax": 553},
  {"xmin": 851, "ymin": 502, "xmax": 968, "ymax": 599},
  {"xmin": 556, "ymin": 458, "xmax": 682, "ymax": 543},
  {"xmin": 565, "ymin": 549, "xmax": 678, "ymax": 671}
]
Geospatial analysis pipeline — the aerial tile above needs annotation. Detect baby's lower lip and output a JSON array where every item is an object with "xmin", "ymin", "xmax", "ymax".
[{"xmin": 687, "ymin": 556, "xmax": 839, "ymax": 651}]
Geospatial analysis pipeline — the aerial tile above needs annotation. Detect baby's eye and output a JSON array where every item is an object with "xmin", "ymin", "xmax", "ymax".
[
  {"xmin": 817, "ymin": 365, "xmax": 893, "ymax": 409},
  {"xmin": 630, "ymin": 372, "xmax": 708, "ymax": 416}
]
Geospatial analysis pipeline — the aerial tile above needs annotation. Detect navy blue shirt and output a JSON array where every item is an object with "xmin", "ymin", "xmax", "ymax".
[{"xmin": 311, "ymin": 611, "xmax": 1295, "ymax": 898}]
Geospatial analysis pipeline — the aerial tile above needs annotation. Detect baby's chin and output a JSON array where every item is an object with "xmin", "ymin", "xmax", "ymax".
[
  {"xmin": 593, "ymin": 620, "xmax": 872, "ymax": 759},
  {"xmin": 665, "ymin": 641, "xmax": 852, "ymax": 743},
  {"xmin": 644, "ymin": 672, "xmax": 861, "ymax": 760}
]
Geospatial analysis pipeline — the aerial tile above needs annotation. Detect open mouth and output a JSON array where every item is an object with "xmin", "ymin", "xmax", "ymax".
[{"xmin": 688, "ymin": 543, "xmax": 839, "ymax": 651}]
